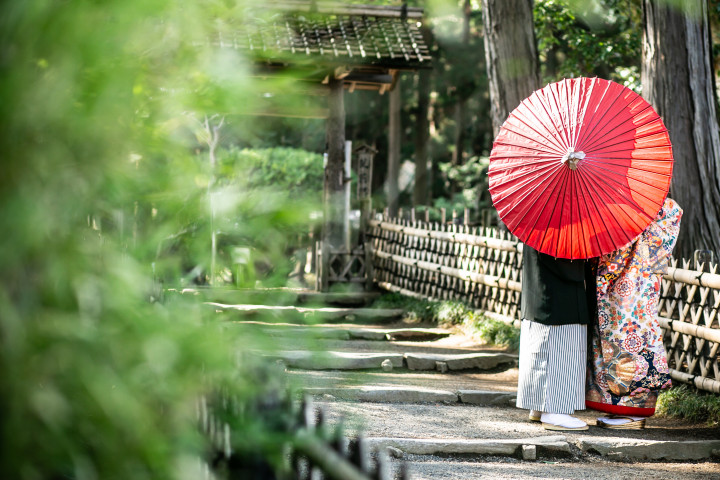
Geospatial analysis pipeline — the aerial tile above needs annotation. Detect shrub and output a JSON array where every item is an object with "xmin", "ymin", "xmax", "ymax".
[
  {"xmin": 472, "ymin": 314, "xmax": 521, "ymax": 350},
  {"xmin": 435, "ymin": 301, "xmax": 472, "ymax": 327},
  {"xmin": 372, "ymin": 293, "xmax": 437, "ymax": 323},
  {"xmin": 219, "ymin": 146, "xmax": 324, "ymax": 201},
  {"xmin": 656, "ymin": 384, "xmax": 720, "ymax": 426}
]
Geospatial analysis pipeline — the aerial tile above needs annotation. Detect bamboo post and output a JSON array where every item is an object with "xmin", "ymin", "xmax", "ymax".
[{"xmin": 344, "ymin": 140, "xmax": 352, "ymax": 251}]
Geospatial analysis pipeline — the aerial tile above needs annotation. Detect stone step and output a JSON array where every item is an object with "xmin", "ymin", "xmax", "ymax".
[
  {"xmin": 267, "ymin": 351, "xmax": 516, "ymax": 372},
  {"xmin": 303, "ymin": 386, "xmax": 516, "ymax": 406},
  {"xmin": 405, "ymin": 352, "xmax": 517, "ymax": 372},
  {"xmin": 168, "ymin": 287, "xmax": 380, "ymax": 307},
  {"xmin": 365, "ymin": 435, "xmax": 720, "ymax": 462},
  {"xmin": 576, "ymin": 437, "xmax": 720, "ymax": 461},
  {"xmin": 267, "ymin": 351, "xmax": 405, "ymax": 370},
  {"xmin": 296, "ymin": 291, "xmax": 381, "ymax": 306},
  {"xmin": 365, "ymin": 435, "xmax": 569, "ymax": 458},
  {"xmin": 209, "ymin": 303, "xmax": 404, "ymax": 323},
  {"xmin": 233, "ymin": 321, "xmax": 452, "ymax": 342}
]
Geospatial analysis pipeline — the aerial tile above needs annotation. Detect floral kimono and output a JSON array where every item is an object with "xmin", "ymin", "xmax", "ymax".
[{"xmin": 586, "ymin": 198, "xmax": 682, "ymax": 416}]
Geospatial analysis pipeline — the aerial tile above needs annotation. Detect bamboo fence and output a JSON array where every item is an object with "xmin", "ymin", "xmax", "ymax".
[{"xmin": 367, "ymin": 213, "xmax": 720, "ymax": 394}]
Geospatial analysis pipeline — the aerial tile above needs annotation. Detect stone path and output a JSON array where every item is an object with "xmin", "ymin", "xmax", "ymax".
[{"xmin": 228, "ymin": 305, "xmax": 720, "ymax": 479}]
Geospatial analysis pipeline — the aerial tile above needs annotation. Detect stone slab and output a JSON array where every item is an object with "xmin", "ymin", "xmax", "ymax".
[
  {"xmin": 209, "ymin": 303, "xmax": 404, "ymax": 321},
  {"xmin": 577, "ymin": 437, "xmax": 720, "ymax": 461},
  {"xmin": 296, "ymin": 291, "xmax": 380, "ymax": 306},
  {"xmin": 304, "ymin": 386, "xmax": 459, "ymax": 404},
  {"xmin": 270, "ymin": 351, "xmax": 405, "ymax": 370},
  {"xmin": 458, "ymin": 390, "xmax": 517, "ymax": 406},
  {"xmin": 239, "ymin": 324, "xmax": 352, "ymax": 340},
  {"xmin": 405, "ymin": 352, "xmax": 517, "ymax": 371},
  {"xmin": 348, "ymin": 329, "xmax": 392, "ymax": 341},
  {"xmin": 364, "ymin": 435, "xmax": 570, "ymax": 456},
  {"xmin": 384, "ymin": 329, "xmax": 452, "ymax": 341}
]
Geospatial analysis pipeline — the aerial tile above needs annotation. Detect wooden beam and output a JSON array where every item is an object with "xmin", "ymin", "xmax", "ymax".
[
  {"xmin": 334, "ymin": 66, "xmax": 352, "ymax": 79},
  {"xmin": 265, "ymin": 1, "xmax": 425, "ymax": 19}
]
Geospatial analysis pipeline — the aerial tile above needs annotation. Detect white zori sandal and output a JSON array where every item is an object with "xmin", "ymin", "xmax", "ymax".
[
  {"xmin": 596, "ymin": 415, "xmax": 647, "ymax": 430},
  {"xmin": 541, "ymin": 413, "xmax": 589, "ymax": 431},
  {"xmin": 528, "ymin": 410, "xmax": 542, "ymax": 422}
]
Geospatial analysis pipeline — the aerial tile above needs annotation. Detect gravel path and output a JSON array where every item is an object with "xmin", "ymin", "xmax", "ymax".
[
  {"xmin": 251, "ymin": 317, "xmax": 720, "ymax": 477},
  {"xmin": 314, "ymin": 399, "xmax": 720, "ymax": 443}
]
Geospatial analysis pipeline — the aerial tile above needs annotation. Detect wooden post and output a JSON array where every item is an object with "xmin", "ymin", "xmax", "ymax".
[
  {"xmin": 322, "ymin": 75, "xmax": 346, "ymax": 291},
  {"xmin": 356, "ymin": 144, "xmax": 377, "ymax": 244},
  {"xmin": 387, "ymin": 72, "xmax": 401, "ymax": 216}
]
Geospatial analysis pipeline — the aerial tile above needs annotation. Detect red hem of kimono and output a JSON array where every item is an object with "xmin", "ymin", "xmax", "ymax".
[{"xmin": 585, "ymin": 400, "xmax": 655, "ymax": 417}]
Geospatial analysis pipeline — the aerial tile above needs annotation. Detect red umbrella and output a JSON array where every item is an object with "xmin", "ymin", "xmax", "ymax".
[{"xmin": 488, "ymin": 77, "xmax": 674, "ymax": 259}]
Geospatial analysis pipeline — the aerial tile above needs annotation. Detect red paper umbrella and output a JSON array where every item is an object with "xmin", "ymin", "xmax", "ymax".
[{"xmin": 488, "ymin": 77, "xmax": 674, "ymax": 259}]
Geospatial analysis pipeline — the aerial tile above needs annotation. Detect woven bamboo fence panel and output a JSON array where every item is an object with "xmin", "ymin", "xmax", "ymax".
[
  {"xmin": 367, "ymin": 214, "xmax": 720, "ymax": 394},
  {"xmin": 367, "ymin": 216, "xmax": 522, "ymax": 319}
]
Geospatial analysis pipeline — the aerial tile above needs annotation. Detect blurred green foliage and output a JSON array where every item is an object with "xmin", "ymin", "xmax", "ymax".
[
  {"xmin": 219, "ymin": 147, "xmax": 324, "ymax": 199},
  {"xmin": 0, "ymin": 0, "xmax": 320, "ymax": 477}
]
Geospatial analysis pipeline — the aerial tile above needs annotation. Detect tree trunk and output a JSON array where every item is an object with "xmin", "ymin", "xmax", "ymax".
[
  {"xmin": 481, "ymin": 0, "xmax": 541, "ymax": 137},
  {"xmin": 452, "ymin": 0, "xmax": 472, "ymax": 169},
  {"xmin": 387, "ymin": 75, "xmax": 402, "ymax": 217},
  {"xmin": 642, "ymin": 0, "xmax": 720, "ymax": 261},
  {"xmin": 413, "ymin": 68, "xmax": 431, "ymax": 207},
  {"xmin": 324, "ymin": 76, "xmax": 346, "ymax": 249}
]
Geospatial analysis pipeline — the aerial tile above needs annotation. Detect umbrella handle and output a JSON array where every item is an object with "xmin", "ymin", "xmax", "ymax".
[{"xmin": 561, "ymin": 148, "xmax": 585, "ymax": 171}]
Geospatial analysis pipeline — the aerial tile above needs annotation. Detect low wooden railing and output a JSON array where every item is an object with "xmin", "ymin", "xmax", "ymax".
[{"xmin": 367, "ymin": 213, "xmax": 720, "ymax": 394}]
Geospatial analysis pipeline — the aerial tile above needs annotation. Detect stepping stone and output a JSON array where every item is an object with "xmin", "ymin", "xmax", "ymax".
[
  {"xmin": 364, "ymin": 435, "xmax": 570, "ymax": 456},
  {"xmin": 404, "ymin": 352, "xmax": 517, "ymax": 371},
  {"xmin": 269, "ymin": 351, "xmax": 405, "ymax": 370},
  {"xmin": 577, "ymin": 437, "xmax": 720, "ymax": 461},
  {"xmin": 303, "ymin": 386, "xmax": 459, "ymax": 404}
]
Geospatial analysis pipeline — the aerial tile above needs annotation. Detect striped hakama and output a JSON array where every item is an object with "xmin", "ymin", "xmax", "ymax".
[{"xmin": 516, "ymin": 320, "xmax": 587, "ymax": 414}]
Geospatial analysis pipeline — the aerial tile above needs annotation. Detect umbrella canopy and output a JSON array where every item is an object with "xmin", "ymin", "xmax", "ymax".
[{"xmin": 488, "ymin": 77, "xmax": 674, "ymax": 259}]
